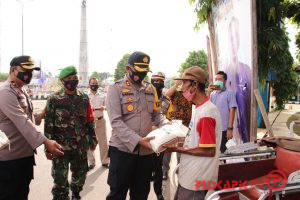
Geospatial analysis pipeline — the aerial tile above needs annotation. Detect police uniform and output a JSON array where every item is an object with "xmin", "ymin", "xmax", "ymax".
[
  {"xmin": 44, "ymin": 66, "xmax": 97, "ymax": 200},
  {"xmin": 106, "ymin": 52, "xmax": 167, "ymax": 200},
  {"xmin": 0, "ymin": 56, "xmax": 46, "ymax": 200}
]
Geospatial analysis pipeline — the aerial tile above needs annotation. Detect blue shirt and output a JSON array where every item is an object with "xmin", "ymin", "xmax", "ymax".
[{"xmin": 210, "ymin": 89, "xmax": 237, "ymax": 131}]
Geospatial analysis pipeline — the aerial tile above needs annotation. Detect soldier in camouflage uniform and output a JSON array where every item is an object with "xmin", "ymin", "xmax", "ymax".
[
  {"xmin": 44, "ymin": 66, "xmax": 97, "ymax": 200},
  {"xmin": 151, "ymin": 72, "xmax": 174, "ymax": 200}
]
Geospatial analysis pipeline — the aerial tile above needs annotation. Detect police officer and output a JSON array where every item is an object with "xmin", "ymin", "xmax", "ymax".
[
  {"xmin": 44, "ymin": 66, "xmax": 97, "ymax": 200},
  {"xmin": 0, "ymin": 55, "xmax": 64, "ymax": 200},
  {"xmin": 106, "ymin": 51, "xmax": 168, "ymax": 200},
  {"xmin": 151, "ymin": 72, "xmax": 173, "ymax": 200}
]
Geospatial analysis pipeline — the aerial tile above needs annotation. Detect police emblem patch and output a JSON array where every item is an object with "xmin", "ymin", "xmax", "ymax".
[
  {"xmin": 127, "ymin": 104, "xmax": 134, "ymax": 112},
  {"xmin": 143, "ymin": 56, "xmax": 149, "ymax": 63},
  {"xmin": 127, "ymin": 97, "xmax": 134, "ymax": 102}
]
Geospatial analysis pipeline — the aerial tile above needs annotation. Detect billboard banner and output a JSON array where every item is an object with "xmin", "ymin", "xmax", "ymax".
[{"xmin": 212, "ymin": 0, "xmax": 252, "ymax": 143}]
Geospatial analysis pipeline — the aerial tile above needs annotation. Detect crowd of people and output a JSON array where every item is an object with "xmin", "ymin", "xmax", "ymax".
[{"xmin": 0, "ymin": 52, "xmax": 239, "ymax": 200}]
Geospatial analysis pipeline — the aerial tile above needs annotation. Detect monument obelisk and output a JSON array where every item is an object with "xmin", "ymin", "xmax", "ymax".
[{"xmin": 79, "ymin": 0, "xmax": 88, "ymax": 86}]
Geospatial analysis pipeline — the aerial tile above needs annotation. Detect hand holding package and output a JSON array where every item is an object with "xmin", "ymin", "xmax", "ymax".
[{"xmin": 148, "ymin": 120, "xmax": 189, "ymax": 153}]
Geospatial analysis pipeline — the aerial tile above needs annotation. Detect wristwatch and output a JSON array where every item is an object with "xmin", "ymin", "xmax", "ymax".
[{"xmin": 227, "ymin": 127, "xmax": 233, "ymax": 131}]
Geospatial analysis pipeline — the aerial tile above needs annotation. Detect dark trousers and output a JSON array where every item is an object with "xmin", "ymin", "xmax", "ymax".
[
  {"xmin": 106, "ymin": 146, "xmax": 154, "ymax": 200},
  {"xmin": 0, "ymin": 156, "xmax": 35, "ymax": 200},
  {"xmin": 153, "ymin": 153, "xmax": 164, "ymax": 197},
  {"xmin": 174, "ymin": 185, "xmax": 207, "ymax": 200},
  {"xmin": 220, "ymin": 131, "xmax": 228, "ymax": 153},
  {"xmin": 162, "ymin": 152, "xmax": 181, "ymax": 174}
]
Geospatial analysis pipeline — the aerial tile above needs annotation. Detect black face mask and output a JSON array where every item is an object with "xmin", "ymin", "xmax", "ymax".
[
  {"xmin": 129, "ymin": 70, "xmax": 147, "ymax": 84},
  {"xmin": 90, "ymin": 85, "xmax": 99, "ymax": 91},
  {"xmin": 152, "ymin": 83, "xmax": 164, "ymax": 92},
  {"xmin": 64, "ymin": 80, "xmax": 79, "ymax": 91},
  {"xmin": 17, "ymin": 70, "xmax": 33, "ymax": 84}
]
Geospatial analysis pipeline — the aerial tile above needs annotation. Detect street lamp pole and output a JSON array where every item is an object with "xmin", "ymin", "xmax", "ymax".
[
  {"xmin": 16, "ymin": 0, "xmax": 34, "ymax": 55},
  {"xmin": 21, "ymin": 3, "xmax": 24, "ymax": 55}
]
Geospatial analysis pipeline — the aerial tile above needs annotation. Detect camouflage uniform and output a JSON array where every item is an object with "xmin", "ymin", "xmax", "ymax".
[{"xmin": 44, "ymin": 89, "xmax": 97, "ymax": 200}]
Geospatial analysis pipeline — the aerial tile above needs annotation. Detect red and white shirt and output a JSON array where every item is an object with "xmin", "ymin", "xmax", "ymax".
[{"xmin": 178, "ymin": 98, "xmax": 222, "ymax": 191}]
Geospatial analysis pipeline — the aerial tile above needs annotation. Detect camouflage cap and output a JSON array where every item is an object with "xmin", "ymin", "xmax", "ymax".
[{"xmin": 59, "ymin": 66, "xmax": 77, "ymax": 79}]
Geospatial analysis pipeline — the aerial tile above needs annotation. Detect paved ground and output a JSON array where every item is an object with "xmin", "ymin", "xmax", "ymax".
[
  {"xmin": 29, "ymin": 100, "xmax": 177, "ymax": 200},
  {"xmin": 257, "ymin": 104, "xmax": 300, "ymax": 138},
  {"xmin": 28, "ymin": 101, "xmax": 300, "ymax": 200}
]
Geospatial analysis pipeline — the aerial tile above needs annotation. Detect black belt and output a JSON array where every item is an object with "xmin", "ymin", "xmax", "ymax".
[{"xmin": 97, "ymin": 116, "xmax": 103, "ymax": 120}]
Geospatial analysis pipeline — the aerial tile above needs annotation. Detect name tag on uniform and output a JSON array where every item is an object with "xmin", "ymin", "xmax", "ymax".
[{"xmin": 122, "ymin": 92, "xmax": 134, "ymax": 96}]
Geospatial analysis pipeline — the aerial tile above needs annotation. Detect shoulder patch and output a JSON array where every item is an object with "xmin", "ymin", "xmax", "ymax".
[{"xmin": 115, "ymin": 79, "xmax": 122, "ymax": 83}]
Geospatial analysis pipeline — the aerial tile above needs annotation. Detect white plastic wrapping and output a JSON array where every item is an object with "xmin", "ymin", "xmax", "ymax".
[
  {"xmin": 148, "ymin": 120, "xmax": 189, "ymax": 153},
  {"xmin": 0, "ymin": 130, "xmax": 10, "ymax": 151}
]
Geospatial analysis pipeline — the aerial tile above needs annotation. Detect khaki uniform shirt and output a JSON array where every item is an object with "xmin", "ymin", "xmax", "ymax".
[
  {"xmin": 88, "ymin": 91, "xmax": 105, "ymax": 119},
  {"xmin": 0, "ymin": 79, "xmax": 46, "ymax": 161},
  {"xmin": 106, "ymin": 76, "xmax": 167, "ymax": 155}
]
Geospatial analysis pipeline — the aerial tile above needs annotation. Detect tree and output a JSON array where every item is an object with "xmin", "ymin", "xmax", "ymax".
[
  {"xmin": 90, "ymin": 71, "xmax": 103, "ymax": 85},
  {"xmin": 284, "ymin": 0, "xmax": 300, "ymax": 61},
  {"xmin": 114, "ymin": 53, "xmax": 130, "ymax": 81},
  {"xmin": 257, "ymin": 0, "xmax": 297, "ymax": 108},
  {"xmin": 90, "ymin": 71, "xmax": 110, "ymax": 85},
  {"xmin": 0, "ymin": 73, "xmax": 9, "ymax": 82},
  {"xmin": 179, "ymin": 50, "xmax": 208, "ymax": 74},
  {"xmin": 99, "ymin": 72, "xmax": 110, "ymax": 81}
]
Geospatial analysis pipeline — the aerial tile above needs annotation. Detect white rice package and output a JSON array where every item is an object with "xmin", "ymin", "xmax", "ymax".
[
  {"xmin": 148, "ymin": 120, "xmax": 189, "ymax": 153},
  {"xmin": 0, "ymin": 130, "xmax": 10, "ymax": 151}
]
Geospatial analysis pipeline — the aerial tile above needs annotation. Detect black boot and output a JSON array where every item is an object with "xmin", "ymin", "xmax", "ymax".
[
  {"xmin": 71, "ymin": 192, "xmax": 81, "ymax": 200},
  {"xmin": 157, "ymin": 194, "xmax": 164, "ymax": 200}
]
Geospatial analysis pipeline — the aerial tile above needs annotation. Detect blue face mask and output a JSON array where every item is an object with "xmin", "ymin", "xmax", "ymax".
[{"xmin": 213, "ymin": 80, "xmax": 224, "ymax": 90}]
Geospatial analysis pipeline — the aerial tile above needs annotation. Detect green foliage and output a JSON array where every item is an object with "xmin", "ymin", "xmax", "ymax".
[
  {"xmin": 257, "ymin": 0, "xmax": 297, "ymax": 109},
  {"xmin": 90, "ymin": 71, "xmax": 102, "ymax": 83},
  {"xmin": 283, "ymin": 0, "xmax": 300, "ymax": 61},
  {"xmin": 114, "ymin": 53, "xmax": 130, "ymax": 81},
  {"xmin": 189, "ymin": 0, "xmax": 214, "ymax": 29},
  {"xmin": 0, "ymin": 73, "xmax": 9, "ymax": 82},
  {"xmin": 179, "ymin": 50, "xmax": 208, "ymax": 75},
  {"xmin": 286, "ymin": 112, "xmax": 300, "ymax": 136},
  {"xmin": 99, "ymin": 72, "xmax": 110, "ymax": 81},
  {"xmin": 296, "ymin": 32, "xmax": 300, "ymax": 60},
  {"xmin": 90, "ymin": 71, "xmax": 110, "ymax": 86}
]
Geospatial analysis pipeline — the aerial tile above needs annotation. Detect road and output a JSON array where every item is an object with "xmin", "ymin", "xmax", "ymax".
[
  {"xmin": 29, "ymin": 100, "xmax": 177, "ymax": 200},
  {"xmin": 28, "ymin": 101, "xmax": 300, "ymax": 200}
]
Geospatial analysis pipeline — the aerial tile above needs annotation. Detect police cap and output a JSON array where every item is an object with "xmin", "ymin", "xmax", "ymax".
[
  {"xmin": 128, "ymin": 51, "xmax": 151, "ymax": 72},
  {"xmin": 10, "ymin": 55, "xmax": 40, "ymax": 71}
]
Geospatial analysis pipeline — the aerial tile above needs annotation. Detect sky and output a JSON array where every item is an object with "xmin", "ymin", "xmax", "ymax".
[
  {"xmin": 0, "ymin": 0, "xmax": 209, "ymax": 77},
  {"xmin": 0, "ymin": 0, "xmax": 298, "ymax": 78}
]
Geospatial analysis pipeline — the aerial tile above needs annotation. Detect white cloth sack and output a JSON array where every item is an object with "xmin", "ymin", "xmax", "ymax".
[
  {"xmin": 0, "ymin": 130, "xmax": 10, "ymax": 150},
  {"xmin": 148, "ymin": 120, "xmax": 189, "ymax": 153}
]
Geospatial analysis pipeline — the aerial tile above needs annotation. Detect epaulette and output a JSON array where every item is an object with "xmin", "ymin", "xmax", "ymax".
[
  {"xmin": 143, "ymin": 80, "xmax": 151, "ymax": 86},
  {"xmin": 115, "ymin": 79, "xmax": 122, "ymax": 84}
]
